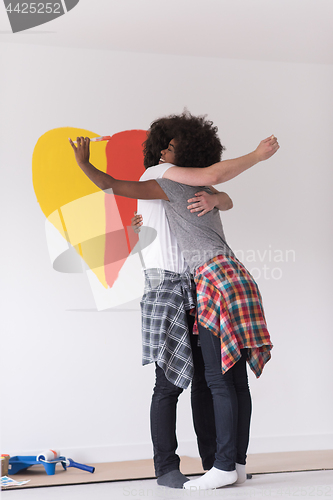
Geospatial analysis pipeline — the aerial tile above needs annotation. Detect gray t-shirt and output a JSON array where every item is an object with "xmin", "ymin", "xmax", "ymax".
[{"xmin": 157, "ymin": 179, "xmax": 234, "ymax": 274}]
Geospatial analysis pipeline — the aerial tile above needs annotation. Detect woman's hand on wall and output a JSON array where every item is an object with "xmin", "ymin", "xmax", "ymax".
[{"xmin": 69, "ymin": 136, "xmax": 91, "ymax": 166}]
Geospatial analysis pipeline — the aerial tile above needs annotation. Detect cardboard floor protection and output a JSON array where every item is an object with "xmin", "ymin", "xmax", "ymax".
[{"xmin": 3, "ymin": 450, "xmax": 333, "ymax": 490}]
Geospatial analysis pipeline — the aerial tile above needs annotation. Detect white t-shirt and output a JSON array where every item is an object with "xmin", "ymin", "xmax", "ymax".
[{"xmin": 137, "ymin": 164, "xmax": 188, "ymax": 273}]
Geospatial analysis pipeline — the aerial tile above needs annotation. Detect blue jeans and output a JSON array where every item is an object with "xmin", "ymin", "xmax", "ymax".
[
  {"xmin": 150, "ymin": 312, "xmax": 216, "ymax": 477},
  {"xmin": 198, "ymin": 323, "xmax": 252, "ymax": 471}
]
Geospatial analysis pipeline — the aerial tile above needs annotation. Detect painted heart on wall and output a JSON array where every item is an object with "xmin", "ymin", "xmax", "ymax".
[{"xmin": 32, "ymin": 127, "xmax": 148, "ymax": 296}]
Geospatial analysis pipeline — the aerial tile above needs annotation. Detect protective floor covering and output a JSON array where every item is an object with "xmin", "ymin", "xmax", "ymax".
[{"xmin": 2, "ymin": 450, "xmax": 333, "ymax": 490}]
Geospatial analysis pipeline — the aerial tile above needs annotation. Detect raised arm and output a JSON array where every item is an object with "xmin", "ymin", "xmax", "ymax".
[
  {"xmin": 69, "ymin": 137, "xmax": 168, "ymax": 201},
  {"xmin": 163, "ymin": 136, "xmax": 279, "ymax": 186}
]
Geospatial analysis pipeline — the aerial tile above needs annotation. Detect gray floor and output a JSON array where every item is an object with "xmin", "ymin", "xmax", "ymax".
[{"xmin": 2, "ymin": 470, "xmax": 333, "ymax": 499}]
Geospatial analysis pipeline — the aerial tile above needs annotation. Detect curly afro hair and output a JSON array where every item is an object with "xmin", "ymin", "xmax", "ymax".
[
  {"xmin": 143, "ymin": 111, "xmax": 225, "ymax": 169},
  {"xmin": 143, "ymin": 116, "xmax": 179, "ymax": 169}
]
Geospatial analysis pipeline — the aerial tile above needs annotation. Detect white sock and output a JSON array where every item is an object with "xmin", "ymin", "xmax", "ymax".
[
  {"xmin": 235, "ymin": 463, "xmax": 246, "ymax": 484},
  {"xmin": 183, "ymin": 467, "xmax": 237, "ymax": 490}
]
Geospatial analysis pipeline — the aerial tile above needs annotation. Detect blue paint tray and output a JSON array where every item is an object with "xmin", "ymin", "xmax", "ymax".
[{"xmin": 9, "ymin": 456, "xmax": 66, "ymax": 476}]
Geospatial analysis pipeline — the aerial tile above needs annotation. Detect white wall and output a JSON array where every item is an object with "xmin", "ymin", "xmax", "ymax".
[{"xmin": 1, "ymin": 41, "xmax": 333, "ymax": 463}]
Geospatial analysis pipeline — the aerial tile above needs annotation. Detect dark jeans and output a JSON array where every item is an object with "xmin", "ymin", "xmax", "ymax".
[
  {"xmin": 198, "ymin": 323, "xmax": 252, "ymax": 471},
  {"xmin": 150, "ymin": 312, "xmax": 216, "ymax": 477}
]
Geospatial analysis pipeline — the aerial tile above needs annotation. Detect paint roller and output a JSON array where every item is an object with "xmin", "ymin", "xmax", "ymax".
[
  {"xmin": 61, "ymin": 458, "xmax": 95, "ymax": 473},
  {"xmin": 37, "ymin": 449, "xmax": 95, "ymax": 473},
  {"xmin": 36, "ymin": 449, "xmax": 60, "ymax": 461}
]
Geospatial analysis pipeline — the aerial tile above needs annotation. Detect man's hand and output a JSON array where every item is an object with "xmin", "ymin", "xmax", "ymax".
[
  {"xmin": 69, "ymin": 136, "xmax": 91, "ymax": 166},
  {"xmin": 255, "ymin": 135, "xmax": 279, "ymax": 162},
  {"xmin": 131, "ymin": 212, "xmax": 143, "ymax": 233},
  {"xmin": 187, "ymin": 191, "xmax": 219, "ymax": 217}
]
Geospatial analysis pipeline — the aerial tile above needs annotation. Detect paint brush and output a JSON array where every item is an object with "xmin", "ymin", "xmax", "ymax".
[{"xmin": 72, "ymin": 136, "xmax": 112, "ymax": 144}]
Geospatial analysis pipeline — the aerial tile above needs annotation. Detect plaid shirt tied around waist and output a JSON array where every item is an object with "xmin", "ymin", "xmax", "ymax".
[
  {"xmin": 194, "ymin": 254, "xmax": 273, "ymax": 378},
  {"xmin": 141, "ymin": 268, "xmax": 196, "ymax": 389}
]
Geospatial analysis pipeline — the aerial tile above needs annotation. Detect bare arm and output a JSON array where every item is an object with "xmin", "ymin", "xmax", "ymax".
[
  {"xmin": 69, "ymin": 137, "xmax": 168, "ymax": 200},
  {"xmin": 132, "ymin": 189, "xmax": 233, "ymax": 234},
  {"xmin": 209, "ymin": 187, "xmax": 233, "ymax": 211},
  {"xmin": 187, "ymin": 188, "xmax": 233, "ymax": 216},
  {"xmin": 163, "ymin": 136, "xmax": 279, "ymax": 186}
]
